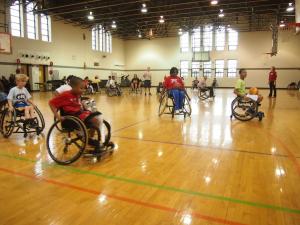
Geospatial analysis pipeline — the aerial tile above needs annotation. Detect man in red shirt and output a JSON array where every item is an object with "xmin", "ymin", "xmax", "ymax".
[
  {"xmin": 164, "ymin": 67, "xmax": 185, "ymax": 112},
  {"xmin": 268, "ymin": 66, "xmax": 277, "ymax": 98},
  {"xmin": 49, "ymin": 76, "xmax": 102, "ymax": 153}
]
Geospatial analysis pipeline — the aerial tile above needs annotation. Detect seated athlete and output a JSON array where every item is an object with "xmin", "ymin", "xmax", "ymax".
[
  {"xmin": 198, "ymin": 76, "xmax": 215, "ymax": 98},
  {"xmin": 54, "ymin": 75, "xmax": 74, "ymax": 96},
  {"xmin": 7, "ymin": 74, "xmax": 36, "ymax": 125},
  {"xmin": 49, "ymin": 77, "xmax": 103, "ymax": 153},
  {"xmin": 164, "ymin": 67, "xmax": 185, "ymax": 113},
  {"xmin": 192, "ymin": 77, "xmax": 199, "ymax": 90},
  {"xmin": 234, "ymin": 69, "xmax": 263, "ymax": 103},
  {"xmin": 131, "ymin": 74, "xmax": 141, "ymax": 92}
]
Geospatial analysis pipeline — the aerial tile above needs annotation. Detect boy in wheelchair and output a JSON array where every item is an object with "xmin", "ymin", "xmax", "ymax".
[
  {"xmin": 49, "ymin": 77, "xmax": 104, "ymax": 154},
  {"xmin": 233, "ymin": 69, "xmax": 264, "ymax": 120},
  {"xmin": 106, "ymin": 76, "xmax": 121, "ymax": 96},
  {"xmin": 7, "ymin": 74, "xmax": 38, "ymax": 127},
  {"xmin": 198, "ymin": 76, "xmax": 215, "ymax": 98},
  {"xmin": 164, "ymin": 67, "xmax": 185, "ymax": 113}
]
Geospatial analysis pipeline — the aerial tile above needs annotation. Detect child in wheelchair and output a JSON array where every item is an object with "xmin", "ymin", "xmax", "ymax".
[
  {"xmin": 198, "ymin": 76, "xmax": 215, "ymax": 98},
  {"xmin": 131, "ymin": 74, "xmax": 142, "ymax": 93},
  {"xmin": 49, "ymin": 77, "xmax": 104, "ymax": 154},
  {"xmin": 234, "ymin": 69, "xmax": 264, "ymax": 120},
  {"xmin": 106, "ymin": 76, "xmax": 121, "ymax": 96},
  {"xmin": 164, "ymin": 67, "xmax": 185, "ymax": 113},
  {"xmin": 7, "ymin": 74, "xmax": 38, "ymax": 128}
]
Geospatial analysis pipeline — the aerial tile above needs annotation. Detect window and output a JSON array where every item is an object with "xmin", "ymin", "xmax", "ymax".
[
  {"xmin": 203, "ymin": 25, "xmax": 213, "ymax": 51},
  {"xmin": 41, "ymin": 14, "xmax": 51, "ymax": 42},
  {"xmin": 180, "ymin": 32, "xmax": 189, "ymax": 52},
  {"xmin": 228, "ymin": 29, "xmax": 238, "ymax": 50},
  {"xmin": 215, "ymin": 60, "xmax": 225, "ymax": 77},
  {"xmin": 26, "ymin": 2, "xmax": 38, "ymax": 39},
  {"xmin": 10, "ymin": 0, "xmax": 23, "ymax": 37},
  {"xmin": 191, "ymin": 28, "xmax": 201, "ymax": 52},
  {"xmin": 215, "ymin": 26, "xmax": 225, "ymax": 51},
  {"xmin": 192, "ymin": 61, "xmax": 201, "ymax": 77},
  {"xmin": 180, "ymin": 61, "xmax": 189, "ymax": 77},
  {"xmin": 228, "ymin": 60, "xmax": 237, "ymax": 77},
  {"xmin": 92, "ymin": 25, "xmax": 112, "ymax": 53},
  {"xmin": 203, "ymin": 61, "xmax": 212, "ymax": 77}
]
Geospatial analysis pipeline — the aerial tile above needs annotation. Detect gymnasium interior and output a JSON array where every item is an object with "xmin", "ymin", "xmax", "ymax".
[{"xmin": 0, "ymin": 0, "xmax": 300, "ymax": 224}]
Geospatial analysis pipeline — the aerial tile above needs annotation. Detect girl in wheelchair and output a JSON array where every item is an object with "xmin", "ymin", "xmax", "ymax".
[
  {"xmin": 7, "ymin": 74, "xmax": 37, "ymax": 127},
  {"xmin": 164, "ymin": 67, "xmax": 185, "ymax": 113},
  {"xmin": 49, "ymin": 77, "xmax": 105, "ymax": 154}
]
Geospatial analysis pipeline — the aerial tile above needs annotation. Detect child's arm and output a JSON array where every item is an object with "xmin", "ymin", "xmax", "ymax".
[
  {"xmin": 27, "ymin": 98, "xmax": 35, "ymax": 107},
  {"xmin": 7, "ymin": 100, "xmax": 13, "ymax": 111},
  {"xmin": 234, "ymin": 88, "xmax": 245, "ymax": 97},
  {"xmin": 49, "ymin": 102, "xmax": 61, "ymax": 121}
]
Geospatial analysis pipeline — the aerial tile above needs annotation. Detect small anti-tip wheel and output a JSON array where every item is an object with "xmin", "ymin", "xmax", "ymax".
[{"xmin": 230, "ymin": 115, "xmax": 233, "ymax": 120}]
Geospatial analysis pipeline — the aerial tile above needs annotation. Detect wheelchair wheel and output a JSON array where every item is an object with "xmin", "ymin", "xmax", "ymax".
[
  {"xmin": 183, "ymin": 95, "xmax": 192, "ymax": 116},
  {"xmin": 158, "ymin": 92, "xmax": 168, "ymax": 116},
  {"xmin": 47, "ymin": 116, "xmax": 88, "ymax": 165},
  {"xmin": 231, "ymin": 97, "xmax": 258, "ymax": 121},
  {"xmin": 198, "ymin": 89, "xmax": 209, "ymax": 100},
  {"xmin": 0, "ymin": 109, "xmax": 14, "ymax": 138},
  {"xmin": 34, "ymin": 106, "xmax": 45, "ymax": 133}
]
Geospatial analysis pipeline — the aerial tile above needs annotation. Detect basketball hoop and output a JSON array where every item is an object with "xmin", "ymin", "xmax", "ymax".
[{"xmin": 280, "ymin": 22, "xmax": 300, "ymax": 31}]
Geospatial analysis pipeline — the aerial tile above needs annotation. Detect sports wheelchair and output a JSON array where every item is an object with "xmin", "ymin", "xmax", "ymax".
[
  {"xmin": 0, "ymin": 101, "xmax": 45, "ymax": 138},
  {"xmin": 47, "ymin": 110, "xmax": 114, "ymax": 165},
  {"xmin": 198, "ymin": 87, "xmax": 210, "ymax": 100},
  {"xmin": 106, "ymin": 85, "xmax": 122, "ymax": 97},
  {"xmin": 158, "ymin": 89, "xmax": 191, "ymax": 118},
  {"xmin": 230, "ymin": 97, "xmax": 264, "ymax": 121}
]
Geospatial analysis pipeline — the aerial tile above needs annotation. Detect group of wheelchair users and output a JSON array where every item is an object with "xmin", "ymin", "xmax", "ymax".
[{"xmin": 0, "ymin": 66, "xmax": 264, "ymax": 164}]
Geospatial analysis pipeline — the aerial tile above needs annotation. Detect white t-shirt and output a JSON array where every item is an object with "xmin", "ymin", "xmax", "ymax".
[
  {"xmin": 106, "ymin": 79, "xmax": 116, "ymax": 87},
  {"xmin": 7, "ymin": 86, "xmax": 31, "ymax": 104},
  {"xmin": 197, "ymin": 79, "xmax": 207, "ymax": 89},
  {"xmin": 56, "ymin": 84, "xmax": 72, "ymax": 94}
]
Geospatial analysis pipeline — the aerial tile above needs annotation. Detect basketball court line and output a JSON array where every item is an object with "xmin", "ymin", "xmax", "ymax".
[
  {"xmin": 0, "ymin": 152, "xmax": 299, "ymax": 215},
  {"xmin": 112, "ymin": 135, "xmax": 296, "ymax": 158},
  {"xmin": 112, "ymin": 118, "xmax": 151, "ymax": 133},
  {"xmin": 0, "ymin": 166, "xmax": 247, "ymax": 225}
]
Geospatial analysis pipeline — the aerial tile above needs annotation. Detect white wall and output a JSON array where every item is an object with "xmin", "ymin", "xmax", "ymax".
[
  {"xmin": 124, "ymin": 31, "xmax": 300, "ymax": 88},
  {"xmin": 0, "ymin": 19, "xmax": 125, "ymax": 80}
]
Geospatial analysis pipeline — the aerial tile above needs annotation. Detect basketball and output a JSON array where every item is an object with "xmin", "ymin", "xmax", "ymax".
[{"xmin": 249, "ymin": 87, "xmax": 258, "ymax": 95}]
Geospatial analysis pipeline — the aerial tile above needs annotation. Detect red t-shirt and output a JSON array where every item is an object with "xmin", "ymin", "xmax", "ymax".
[
  {"xmin": 269, "ymin": 71, "xmax": 277, "ymax": 81},
  {"xmin": 49, "ymin": 91, "xmax": 91, "ymax": 120},
  {"xmin": 164, "ymin": 76, "xmax": 184, "ymax": 90}
]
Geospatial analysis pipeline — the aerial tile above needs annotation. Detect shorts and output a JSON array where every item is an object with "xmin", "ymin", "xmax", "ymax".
[
  {"xmin": 83, "ymin": 111, "xmax": 102, "ymax": 128},
  {"xmin": 144, "ymin": 80, "xmax": 151, "ymax": 88},
  {"xmin": 14, "ymin": 102, "xmax": 29, "ymax": 108}
]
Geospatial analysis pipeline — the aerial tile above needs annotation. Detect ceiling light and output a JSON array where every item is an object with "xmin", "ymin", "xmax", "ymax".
[
  {"xmin": 286, "ymin": 3, "xmax": 294, "ymax": 12},
  {"xmin": 218, "ymin": 9, "xmax": 224, "ymax": 18},
  {"xmin": 178, "ymin": 28, "xmax": 183, "ymax": 35},
  {"xmin": 87, "ymin": 11, "xmax": 94, "ymax": 20},
  {"xmin": 111, "ymin": 21, "xmax": 117, "ymax": 29},
  {"xmin": 211, "ymin": 0, "xmax": 218, "ymax": 5},
  {"xmin": 159, "ymin": 15, "xmax": 165, "ymax": 23},
  {"xmin": 138, "ymin": 33, "xmax": 142, "ymax": 38},
  {"xmin": 141, "ymin": 3, "xmax": 147, "ymax": 13}
]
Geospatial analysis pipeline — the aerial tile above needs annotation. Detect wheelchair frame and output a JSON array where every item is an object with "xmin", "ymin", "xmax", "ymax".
[
  {"xmin": 47, "ymin": 112, "xmax": 114, "ymax": 165},
  {"xmin": 0, "ymin": 104, "xmax": 45, "ymax": 138},
  {"xmin": 158, "ymin": 90, "xmax": 191, "ymax": 118},
  {"xmin": 230, "ymin": 97, "xmax": 264, "ymax": 121},
  {"xmin": 198, "ymin": 88, "xmax": 210, "ymax": 100},
  {"xmin": 106, "ymin": 86, "xmax": 122, "ymax": 97}
]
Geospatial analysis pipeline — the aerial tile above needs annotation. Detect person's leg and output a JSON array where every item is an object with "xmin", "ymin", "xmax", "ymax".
[
  {"xmin": 24, "ymin": 106, "xmax": 30, "ymax": 120},
  {"xmin": 171, "ymin": 89, "xmax": 180, "ymax": 110},
  {"xmin": 178, "ymin": 91, "xmax": 185, "ymax": 109},
  {"xmin": 209, "ymin": 87, "xmax": 214, "ymax": 97},
  {"xmin": 269, "ymin": 82, "xmax": 272, "ymax": 97},
  {"xmin": 28, "ymin": 105, "xmax": 35, "ymax": 119},
  {"xmin": 273, "ymin": 82, "xmax": 277, "ymax": 97}
]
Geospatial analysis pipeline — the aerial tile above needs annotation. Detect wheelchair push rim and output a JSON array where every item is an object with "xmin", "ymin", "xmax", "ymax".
[
  {"xmin": 231, "ymin": 97, "xmax": 258, "ymax": 121},
  {"xmin": 0, "ymin": 109, "xmax": 14, "ymax": 138},
  {"xmin": 47, "ymin": 116, "xmax": 88, "ymax": 165}
]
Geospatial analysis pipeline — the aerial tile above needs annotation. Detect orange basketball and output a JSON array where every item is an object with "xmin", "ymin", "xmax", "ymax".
[{"xmin": 249, "ymin": 87, "xmax": 258, "ymax": 95}]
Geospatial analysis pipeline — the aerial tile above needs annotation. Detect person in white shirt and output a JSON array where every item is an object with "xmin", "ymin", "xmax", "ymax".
[
  {"xmin": 197, "ymin": 76, "xmax": 215, "ymax": 98},
  {"xmin": 55, "ymin": 75, "xmax": 73, "ymax": 96},
  {"xmin": 143, "ymin": 67, "xmax": 152, "ymax": 96}
]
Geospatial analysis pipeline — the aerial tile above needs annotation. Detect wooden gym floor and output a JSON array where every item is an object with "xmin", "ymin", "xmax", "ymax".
[{"xmin": 0, "ymin": 89, "xmax": 300, "ymax": 225}]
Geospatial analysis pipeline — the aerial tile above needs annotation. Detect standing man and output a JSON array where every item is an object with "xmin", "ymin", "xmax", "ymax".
[
  {"xmin": 143, "ymin": 67, "xmax": 152, "ymax": 96},
  {"xmin": 268, "ymin": 66, "xmax": 277, "ymax": 98}
]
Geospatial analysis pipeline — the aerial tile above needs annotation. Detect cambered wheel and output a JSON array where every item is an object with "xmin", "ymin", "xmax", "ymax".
[
  {"xmin": 231, "ymin": 97, "xmax": 258, "ymax": 121},
  {"xmin": 1, "ymin": 109, "xmax": 14, "ymax": 138},
  {"xmin": 47, "ymin": 116, "xmax": 88, "ymax": 165}
]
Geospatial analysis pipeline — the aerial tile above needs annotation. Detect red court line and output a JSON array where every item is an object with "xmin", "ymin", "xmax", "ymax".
[{"xmin": 0, "ymin": 167, "xmax": 247, "ymax": 225}]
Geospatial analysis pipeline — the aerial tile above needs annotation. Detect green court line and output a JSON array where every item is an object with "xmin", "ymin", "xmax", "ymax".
[{"xmin": 1, "ymin": 152, "xmax": 300, "ymax": 215}]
